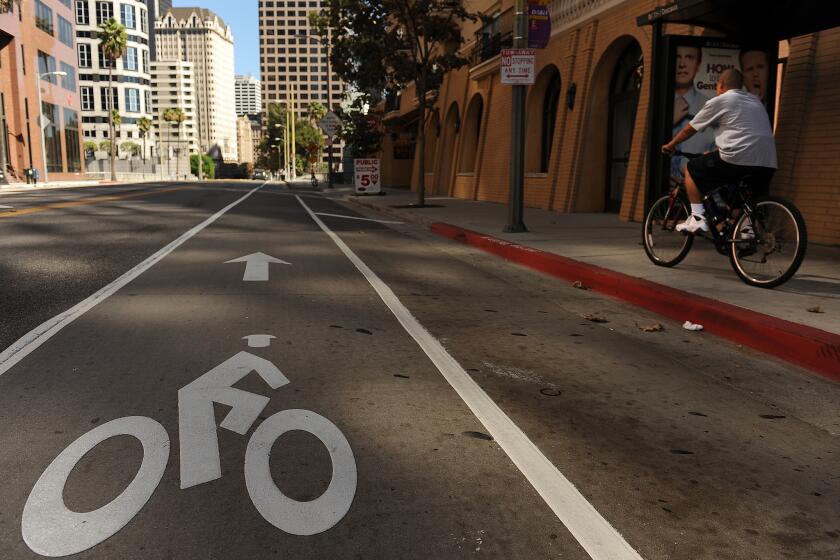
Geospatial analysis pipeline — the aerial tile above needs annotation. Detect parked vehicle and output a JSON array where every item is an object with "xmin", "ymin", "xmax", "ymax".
[{"xmin": 251, "ymin": 168, "xmax": 268, "ymax": 180}]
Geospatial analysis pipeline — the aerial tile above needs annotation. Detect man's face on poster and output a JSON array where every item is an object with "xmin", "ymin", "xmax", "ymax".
[
  {"xmin": 741, "ymin": 50, "xmax": 769, "ymax": 102},
  {"xmin": 675, "ymin": 46, "xmax": 701, "ymax": 90}
]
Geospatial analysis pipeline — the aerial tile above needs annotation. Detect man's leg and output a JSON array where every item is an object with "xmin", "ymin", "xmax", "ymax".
[
  {"xmin": 676, "ymin": 165, "xmax": 710, "ymax": 233},
  {"xmin": 684, "ymin": 167, "xmax": 702, "ymax": 204}
]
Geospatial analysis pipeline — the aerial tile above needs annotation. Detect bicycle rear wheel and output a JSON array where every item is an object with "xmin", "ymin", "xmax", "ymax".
[
  {"xmin": 729, "ymin": 196, "xmax": 807, "ymax": 288},
  {"xmin": 643, "ymin": 194, "xmax": 694, "ymax": 267}
]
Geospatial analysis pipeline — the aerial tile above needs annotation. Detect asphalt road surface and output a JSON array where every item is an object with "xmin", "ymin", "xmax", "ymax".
[{"xmin": 0, "ymin": 181, "xmax": 838, "ymax": 560}]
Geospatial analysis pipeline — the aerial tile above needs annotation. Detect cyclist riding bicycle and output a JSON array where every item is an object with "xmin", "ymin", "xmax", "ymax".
[{"xmin": 662, "ymin": 68, "xmax": 777, "ymax": 234}]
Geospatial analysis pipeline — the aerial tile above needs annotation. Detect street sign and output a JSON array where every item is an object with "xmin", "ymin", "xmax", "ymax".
[
  {"xmin": 527, "ymin": 0, "xmax": 551, "ymax": 48},
  {"xmin": 318, "ymin": 111, "xmax": 342, "ymax": 138},
  {"xmin": 501, "ymin": 48, "xmax": 536, "ymax": 85},
  {"xmin": 354, "ymin": 158, "xmax": 381, "ymax": 194}
]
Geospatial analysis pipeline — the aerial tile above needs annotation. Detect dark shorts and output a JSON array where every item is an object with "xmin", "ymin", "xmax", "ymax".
[{"xmin": 686, "ymin": 151, "xmax": 774, "ymax": 196}]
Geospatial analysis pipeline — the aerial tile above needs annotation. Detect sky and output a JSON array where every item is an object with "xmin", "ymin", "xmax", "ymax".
[{"xmin": 173, "ymin": 0, "xmax": 260, "ymax": 78}]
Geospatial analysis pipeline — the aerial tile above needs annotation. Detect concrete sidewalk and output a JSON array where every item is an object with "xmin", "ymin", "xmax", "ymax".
[{"xmin": 343, "ymin": 188, "xmax": 839, "ymax": 336}]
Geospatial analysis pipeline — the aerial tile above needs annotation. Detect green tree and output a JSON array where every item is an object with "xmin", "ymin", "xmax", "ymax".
[
  {"xmin": 322, "ymin": 1, "xmax": 477, "ymax": 205},
  {"xmin": 83, "ymin": 141, "xmax": 97, "ymax": 158},
  {"xmin": 336, "ymin": 97, "xmax": 383, "ymax": 158},
  {"xmin": 190, "ymin": 154, "xmax": 215, "ymax": 179},
  {"xmin": 120, "ymin": 141, "xmax": 140, "ymax": 157},
  {"xmin": 163, "ymin": 107, "xmax": 186, "ymax": 176},
  {"xmin": 97, "ymin": 18, "xmax": 127, "ymax": 181},
  {"xmin": 295, "ymin": 118, "xmax": 324, "ymax": 170},
  {"xmin": 257, "ymin": 104, "xmax": 287, "ymax": 172},
  {"xmin": 307, "ymin": 102, "xmax": 327, "ymax": 124},
  {"xmin": 138, "ymin": 117, "xmax": 152, "ymax": 163},
  {"xmin": 98, "ymin": 140, "xmax": 111, "ymax": 153}
]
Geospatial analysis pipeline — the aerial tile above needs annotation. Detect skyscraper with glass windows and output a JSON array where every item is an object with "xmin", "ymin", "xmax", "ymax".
[{"xmin": 74, "ymin": 0, "xmax": 153, "ymax": 160}]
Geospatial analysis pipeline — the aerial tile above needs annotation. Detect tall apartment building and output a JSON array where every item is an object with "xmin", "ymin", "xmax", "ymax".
[
  {"xmin": 145, "ymin": 0, "xmax": 171, "ymax": 60},
  {"xmin": 155, "ymin": 7, "xmax": 238, "ymax": 162},
  {"xmin": 75, "ymin": 0, "xmax": 153, "ymax": 160},
  {"xmin": 0, "ymin": 0, "xmax": 84, "ymax": 183},
  {"xmin": 151, "ymin": 59, "xmax": 197, "ymax": 161},
  {"xmin": 235, "ymin": 75, "xmax": 261, "ymax": 116},
  {"xmin": 258, "ymin": 0, "xmax": 346, "ymax": 168}
]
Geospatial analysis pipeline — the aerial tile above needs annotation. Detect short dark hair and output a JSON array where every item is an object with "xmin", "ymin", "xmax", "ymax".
[{"xmin": 720, "ymin": 68, "xmax": 744, "ymax": 90}]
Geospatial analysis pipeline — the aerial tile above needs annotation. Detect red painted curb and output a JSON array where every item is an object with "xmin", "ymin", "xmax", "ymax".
[{"xmin": 430, "ymin": 222, "xmax": 840, "ymax": 381}]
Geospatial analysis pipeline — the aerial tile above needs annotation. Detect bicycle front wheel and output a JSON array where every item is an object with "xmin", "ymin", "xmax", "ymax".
[
  {"xmin": 729, "ymin": 196, "xmax": 807, "ymax": 288},
  {"xmin": 643, "ymin": 194, "xmax": 694, "ymax": 267}
]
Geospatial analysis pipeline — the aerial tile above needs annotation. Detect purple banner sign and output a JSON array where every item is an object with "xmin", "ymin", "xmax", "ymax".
[{"xmin": 528, "ymin": 0, "xmax": 551, "ymax": 49}]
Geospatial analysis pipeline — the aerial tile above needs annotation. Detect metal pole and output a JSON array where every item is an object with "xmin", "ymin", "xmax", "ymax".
[
  {"xmin": 291, "ymin": 84, "xmax": 296, "ymax": 181},
  {"xmin": 325, "ymin": 33, "xmax": 333, "ymax": 188},
  {"xmin": 36, "ymin": 75, "xmax": 48, "ymax": 184},
  {"xmin": 504, "ymin": 0, "xmax": 528, "ymax": 232}
]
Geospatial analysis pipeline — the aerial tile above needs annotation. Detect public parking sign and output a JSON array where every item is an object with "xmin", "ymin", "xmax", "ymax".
[
  {"xmin": 500, "ymin": 49, "xmax": 536, "ymax": 85},
  {"xmin": 354, "ymin": 159, "xmax": 381, "ymax": 194}
]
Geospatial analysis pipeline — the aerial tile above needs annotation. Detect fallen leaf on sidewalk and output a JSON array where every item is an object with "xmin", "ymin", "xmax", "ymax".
[
  {"xmin": 572, "ymin": 281, "xmax": 590, "ymax": 290},
  {"xmin": 806, "ymin": 306, "xmax": 825, "ymax": 313},
  {"xmin": 582, "ymin": 314, "xmax": 608, "ymax": 323},
  {"xmin": 637, "ymin": 323, "xmax": 664, "ymax": 332}
]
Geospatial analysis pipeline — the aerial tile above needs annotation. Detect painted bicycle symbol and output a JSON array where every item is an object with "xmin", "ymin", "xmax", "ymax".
[{"xmin": 21, "ymin": 335, "xmax": 357, "ymax": 557}]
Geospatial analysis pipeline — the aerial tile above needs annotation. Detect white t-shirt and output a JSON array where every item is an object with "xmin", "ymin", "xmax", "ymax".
[{"xmin": 689, "ymin": 89, "xmax": 777, "ymax": 168}]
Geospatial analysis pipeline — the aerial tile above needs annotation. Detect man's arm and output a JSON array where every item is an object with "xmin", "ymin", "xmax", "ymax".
[{"xmin": 662, "ymin": 123, "xmax": 698, "ymax": 155}]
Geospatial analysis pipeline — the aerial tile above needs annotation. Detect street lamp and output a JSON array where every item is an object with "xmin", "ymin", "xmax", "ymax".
[
  {"xmin": 36, "ymin": 71, "xmax": 67, "ymax": 184},
  {"xmin": 273, "ymin": 137, "xmax": 282, "ymax": 179}
]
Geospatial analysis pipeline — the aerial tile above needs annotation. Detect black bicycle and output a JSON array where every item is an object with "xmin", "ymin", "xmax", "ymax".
[{"xmin": 642, "ymin": 152, "xmax": 807, "ymax": 288}]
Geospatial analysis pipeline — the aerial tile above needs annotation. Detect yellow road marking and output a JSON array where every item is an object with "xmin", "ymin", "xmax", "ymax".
[{"xmin": 0, "ymin": 186, "xmax": 194, "ymax": 219}]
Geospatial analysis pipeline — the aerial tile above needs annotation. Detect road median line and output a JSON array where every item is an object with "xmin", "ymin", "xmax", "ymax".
[{"xmin": 429, "ymin": 222, "xmax": 840, "ymax": 382}]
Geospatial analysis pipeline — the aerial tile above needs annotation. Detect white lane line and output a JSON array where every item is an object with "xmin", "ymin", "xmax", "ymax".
[
  {"xmin": 296, "ymin": 195, "xmax": 644, "ymax": 560},
  {"xmin": 314, "ymin": 212, "xmax": 403, "ymax": 225},
  {"xmin": 0, "ymin": 182, "xmax": 267, "ymax": 378}
]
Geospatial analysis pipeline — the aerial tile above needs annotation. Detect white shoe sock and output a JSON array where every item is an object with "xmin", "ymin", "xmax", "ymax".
[{"xmin": 690, "ymin": 203, "xmax": 705, "ymax": 217}]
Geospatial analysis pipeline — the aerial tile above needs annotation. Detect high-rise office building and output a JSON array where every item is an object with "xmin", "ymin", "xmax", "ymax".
[
  {"xmin": 0, "ymin": 0, "xmax": 84, "ymax": 183},
  {"xmin": 75, "ymin": 0, "xmax": 154, "ymax": 160},
  {"xmin": 258, "ymin": 0, "xmax": 346, "ymax": 167},
  {"xmin": 155, "ymin": 7, "xmax": 238, "ymax": 162},
  {"xmin": 235, "ymin": 75, "xmax": 261, "ymax": 116}
]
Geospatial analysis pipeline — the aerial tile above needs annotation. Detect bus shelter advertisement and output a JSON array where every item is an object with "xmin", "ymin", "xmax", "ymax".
[{"xmin": 667, "ymin": 38, "xmax": 776, "ymax": 185}]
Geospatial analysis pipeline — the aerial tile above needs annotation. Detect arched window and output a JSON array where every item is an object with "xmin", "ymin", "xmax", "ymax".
[
  {"xmin": 606, "ymin": 43, "xmax": 643, "ymax": 212},
  {"xmin": 525, "ymin": 66, "xmax": 561, "ymax": 173},
  {"xmin": 540, "ymin": 73, "xmax": 561, "ymax": 172},
  {"xmin": 458, "ymin": 95, "xmax": 483, "ymax": 173}
]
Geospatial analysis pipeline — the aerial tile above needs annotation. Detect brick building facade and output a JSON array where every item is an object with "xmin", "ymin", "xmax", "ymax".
[
  {"xmin": 380, "ymin": 0, "xmax": 840, "ymax": 245},
  {"xmin": 1, "ymin": 0, "xmax": 84, "ymax": 183}
]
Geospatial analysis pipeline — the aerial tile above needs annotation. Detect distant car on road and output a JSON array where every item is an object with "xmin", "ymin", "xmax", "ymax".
[{"xmin": 251, "ymin": 168, "xmax": 267, "ymax": 180}]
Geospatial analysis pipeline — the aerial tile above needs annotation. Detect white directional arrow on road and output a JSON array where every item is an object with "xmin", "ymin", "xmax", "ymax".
[{"xmin": 225, "ymin": 252, "xmax": 291, "ymax": 281}]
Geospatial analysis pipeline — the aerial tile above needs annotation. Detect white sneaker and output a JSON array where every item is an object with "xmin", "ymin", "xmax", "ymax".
[
  {"xmin": 740, "ymin": 220, "xmax": 755, "ymax": 240},
  {"xmin": 676, "ymin": 214, "xmax": 709, "ymax": 233}
]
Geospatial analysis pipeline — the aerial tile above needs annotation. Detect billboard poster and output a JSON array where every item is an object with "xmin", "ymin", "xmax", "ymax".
[
  {"xmin": 527, "ymin": 0, "xmax": 551, "ymax": 49},
  {"xmin": 667, "ymin": 39, "xmax": 776, "ymax": 185}
]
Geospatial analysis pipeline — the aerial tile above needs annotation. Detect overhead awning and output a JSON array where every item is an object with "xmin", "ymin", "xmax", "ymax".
[{"xmin": 637, "ymin": 0, "xmax": 840, "ymax": 42}]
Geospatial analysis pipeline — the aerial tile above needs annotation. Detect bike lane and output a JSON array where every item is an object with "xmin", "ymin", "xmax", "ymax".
[{"xmin": 0, "ymin": 187, "xmax": 603, "ymax": 559}]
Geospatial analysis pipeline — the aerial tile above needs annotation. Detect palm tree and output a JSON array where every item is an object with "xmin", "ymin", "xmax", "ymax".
[
  {"xmin": 138, "ymin": 117, "xmax": 151, "ymax": 164},
  {"xmin": 97, "ymin": 18, "xmax": 127, "ymax": 182},
  {"xmin": 163, "ymin": 107, "xmax": 186, "ymax": 177}
]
